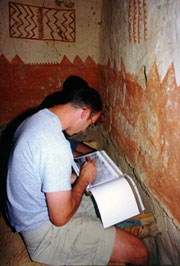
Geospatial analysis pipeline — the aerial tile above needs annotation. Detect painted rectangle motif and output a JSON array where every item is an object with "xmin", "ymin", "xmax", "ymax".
[{"xmin": 9, "ymin": 2, "xmax": 75, "ymax": 42}]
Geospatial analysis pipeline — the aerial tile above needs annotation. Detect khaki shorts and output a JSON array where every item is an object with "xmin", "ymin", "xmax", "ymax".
[{"xmin": 21, "ymin": 195, "xmax": 116, "ymax": 265}]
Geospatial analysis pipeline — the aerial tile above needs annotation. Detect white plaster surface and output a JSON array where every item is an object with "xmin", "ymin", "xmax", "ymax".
[{"xmin": 100, "ymin": 0, "xmax": 180, "ymax": 85}]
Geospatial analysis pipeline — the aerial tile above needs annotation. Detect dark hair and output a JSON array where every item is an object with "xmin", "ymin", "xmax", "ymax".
[
  {"xmin": 63, "ymin": 75, "xmax": 88, "ymax": 91},
  {"xmin": 39, "ymin": 75, "xmax": 88, "ymax": 109},
  {"xmin": 39, "ymin": 76, "xmax": 102, "ymax": 114},
  {"xmin": 61, "ymin": 85, "xmax": 102, "ymax": 114}
]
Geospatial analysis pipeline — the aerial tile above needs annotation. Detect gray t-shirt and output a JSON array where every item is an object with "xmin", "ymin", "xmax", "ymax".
[{"xmin": 6, "ymin": 109, "xmax": 73, "ymax": 232}]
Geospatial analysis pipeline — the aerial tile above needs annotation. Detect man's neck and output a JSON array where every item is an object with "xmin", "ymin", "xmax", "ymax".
[{"xmin": 48, "ymin": 104, "xmax": 81, "ymax": 131}]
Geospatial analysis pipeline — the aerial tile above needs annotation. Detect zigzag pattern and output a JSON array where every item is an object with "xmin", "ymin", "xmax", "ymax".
[{"xmin": 9, "ymin": 2, "xmax": 75, "ymax": 42}]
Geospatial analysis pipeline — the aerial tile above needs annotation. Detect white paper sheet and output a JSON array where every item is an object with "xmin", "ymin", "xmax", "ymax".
[{"xmin": 90, "ymin": 177, "xmax": 140, "ymax": 228}]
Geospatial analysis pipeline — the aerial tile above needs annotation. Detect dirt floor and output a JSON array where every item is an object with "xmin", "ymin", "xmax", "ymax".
[{"xmin": 0, "ymin": 212, "xmax": 47, "ymax": 266}]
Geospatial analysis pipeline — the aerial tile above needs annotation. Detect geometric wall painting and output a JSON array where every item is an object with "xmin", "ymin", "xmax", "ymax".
[
  {"xmin": 9, "ymin": 2, "xmax": 76, "ymax": 42},
  {"xmin": 128, "ymin": 0, "xmax": 147, "ymax": 44}
]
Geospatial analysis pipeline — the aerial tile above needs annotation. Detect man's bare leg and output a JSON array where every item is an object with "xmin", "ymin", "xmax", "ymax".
[{"xmin": 108, "ymin": 227, "xmax": 148, "ymax": 265}]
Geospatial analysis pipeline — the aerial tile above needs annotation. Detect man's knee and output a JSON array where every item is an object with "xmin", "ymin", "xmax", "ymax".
[
  {"xmin": 138, "ymin": 240, "xmax": 149, "ymax": 261},
  {"xmin": 127, "ymin": 236, "xmax": 148, "ymax": 264},
  {"xmin": 109, "ymin": 228, "xmax": 148, "ymax": 265}
]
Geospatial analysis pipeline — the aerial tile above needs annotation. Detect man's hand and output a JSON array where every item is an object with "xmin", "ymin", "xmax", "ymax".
[{"xmin": 79, "ymin": 159, "xmax": 97, "ymax": 185}]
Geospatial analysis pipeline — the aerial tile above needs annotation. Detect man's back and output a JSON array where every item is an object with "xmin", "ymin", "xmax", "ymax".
[{"xmin": 6, "ymin": 109, "xmax": 73, "ymax": 232}]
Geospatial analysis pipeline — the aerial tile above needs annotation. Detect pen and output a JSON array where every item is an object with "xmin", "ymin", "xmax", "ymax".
[{"xmin": 86, "ymin": 156, "xmax": 91, "ymax": 162}]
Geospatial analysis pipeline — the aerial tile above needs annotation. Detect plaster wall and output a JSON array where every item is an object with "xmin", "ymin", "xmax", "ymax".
[
  {"xmin": 0, "ymin": 0, "xmax": 180, "ymax": 264},
  {"xmin": 99, "ymin": 0, "xmax": 180, "ymax": 264},
  {"xmin": 0, "ymin": 0, "xmax": 102, "ymax": 64},
  {"xmin": 100, "ymin": 0, "xmax": 180, "ymax": 84},
  {"xmin": 0, "ymin": 0, "xmax": 102, "ymax": 124}
]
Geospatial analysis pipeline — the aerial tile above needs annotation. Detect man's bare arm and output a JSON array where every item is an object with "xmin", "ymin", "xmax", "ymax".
[{"xmin": 46, "ymin": 160, "xmax": 96, "ymax": 226}]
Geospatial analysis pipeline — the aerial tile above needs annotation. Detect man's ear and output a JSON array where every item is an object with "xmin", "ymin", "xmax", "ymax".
[{"xmin": 81, "ymin": 108, "xmax": 91, "ymax": 120}]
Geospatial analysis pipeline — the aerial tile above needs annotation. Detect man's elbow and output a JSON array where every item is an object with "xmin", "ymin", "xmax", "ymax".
[{"xmin": 49, "ymin": 214, "xmax": 69, "ymax": 227}]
